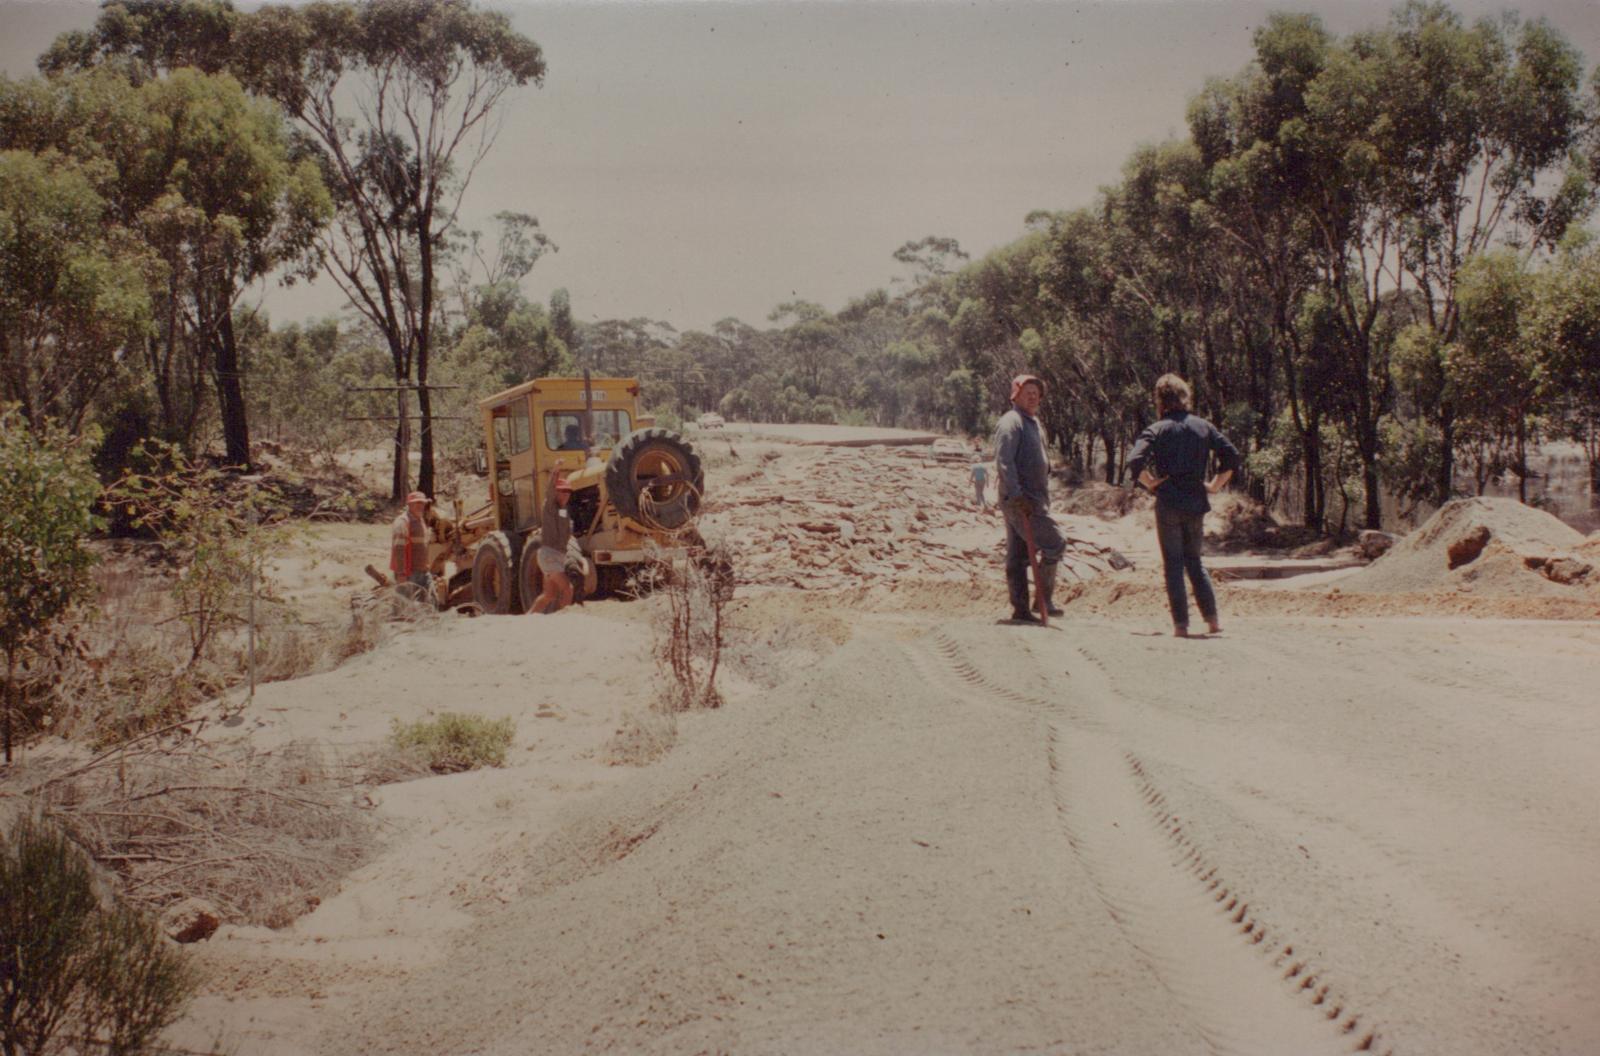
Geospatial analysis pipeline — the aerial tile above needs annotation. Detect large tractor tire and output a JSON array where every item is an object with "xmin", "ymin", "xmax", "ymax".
[
  {"xmin": 472, "ymin": 531, "xmax": 522, "ymax": 614},
  {"xmin": 605, "ymin": 428, "xmax": 704, "ymax": 530}
]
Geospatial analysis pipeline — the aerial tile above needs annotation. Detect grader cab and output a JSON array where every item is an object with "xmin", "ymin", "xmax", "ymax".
[{"xmin": 420, "ymin": 376, "xmax": 705, "ymax": 612}]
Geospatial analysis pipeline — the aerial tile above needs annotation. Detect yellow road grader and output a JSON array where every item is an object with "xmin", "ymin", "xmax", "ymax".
[{"xmin": 417, "ymin": 375, "xmax": 705, "ymax": 613}]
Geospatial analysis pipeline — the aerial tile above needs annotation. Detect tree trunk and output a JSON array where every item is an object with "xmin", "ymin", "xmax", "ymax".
[
  {"xmin": 1303, "ymin": 418, "xmax": 1323, "ymax": 531},
  {"xmin": 4, "ymin": 653, "xmax": 15, "ymax": 765},
  {"xmin": 419, "ymin": 376, "xmax": 435, "ymax": 497},
  {"xmin": 1363, "ymin": 459, "xmax": 1382, "ymax": 530},
  {"xmin": 1437, "ymin": 403, "xmax": 1456, "ymax": 506},
  {"xmin": 214, "ymin": 309, "xmax": 251, "ymax": 469},
  {"xmin": 1516, "ymin": 414, "xmax": 1527, "ymax": 505},
  {"xmin": 392, "ymin": 384, "xmax": 411, "ymax": 502}
]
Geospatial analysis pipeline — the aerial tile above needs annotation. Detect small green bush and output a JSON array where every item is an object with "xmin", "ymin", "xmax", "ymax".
[
  {"xmin": 0, "ymin": 815, "xmax": 198, "ymax": 1055},
  {"xmin": 389, "ymin": 713, "xmax": 515, "ymax": 773}
]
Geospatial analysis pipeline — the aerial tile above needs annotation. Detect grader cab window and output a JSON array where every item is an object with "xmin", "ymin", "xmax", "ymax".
[
  {"xmin": 491, "ymin": 402, "xmax": 532, "ymax": 459},
  {"xmin": 544, "ymin": 410, "xmax": 631, "ymax": 451},
  {"xmin": 508, "ymin": 399, "xmax": 532, "ymax": 453}
]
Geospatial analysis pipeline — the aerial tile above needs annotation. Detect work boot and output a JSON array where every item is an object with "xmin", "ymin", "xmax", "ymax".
[
  {"xmin": 1036, "ymin": 562, "xmax": 1063, "ymax": 617},
  {"xmin": 1009, "ymin": 609, "xmax": 1041, "ymax": 624}
]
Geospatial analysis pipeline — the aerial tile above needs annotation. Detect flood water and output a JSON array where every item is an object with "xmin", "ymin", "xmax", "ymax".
[
  {"xmin": 1474, "ymin": 442, "xmax": 1600, "ymax": 535},
  {"xmin": 1269, "ymin": 442, "xmax": 1599, "ymax": 536}
]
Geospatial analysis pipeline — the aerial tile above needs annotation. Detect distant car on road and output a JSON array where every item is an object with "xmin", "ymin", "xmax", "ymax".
[{"xmin": 696, "ymin": 412, "xmax": 726, "ymax": 429}]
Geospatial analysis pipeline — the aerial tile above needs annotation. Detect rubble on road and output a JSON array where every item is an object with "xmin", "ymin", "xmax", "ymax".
[{"xmin": 699, "ymin": 442, "xmax": 1131, "ymax": 590}]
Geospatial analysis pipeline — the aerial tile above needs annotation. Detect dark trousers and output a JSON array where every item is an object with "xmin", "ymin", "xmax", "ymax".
[
  {"xmin": 1003, "ymin": 506, "xmax": 1065, "ymax": 615},
  {"xmin": 1155, "ymin": 505, "xmax": 1217, "ymax": 627}
]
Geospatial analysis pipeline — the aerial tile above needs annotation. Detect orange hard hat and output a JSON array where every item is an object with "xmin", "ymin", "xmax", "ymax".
[{"xmin": 1010, "ymin": 374, "xmax": 1044, "ymax": 401}]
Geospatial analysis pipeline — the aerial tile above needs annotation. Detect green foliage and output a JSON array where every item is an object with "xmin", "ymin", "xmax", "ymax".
[
  {"xmin": 1, "ymin": 62, "xmax": 332, "ymax": 464},
  {"xmin": 1448, "ymin": 250, "xmax": 1544, "ymax": 496},
  {"xmin": 0, "ymin": 408, "xmax": 103, "ymax": 763},
  {"xmin": 1528, "ymin": 239, "xmax": 1600, "ymax": 483},
  {"xmin": 650, "ymin": 408, "xmax": 685, "ymax": 433},
  {"xmin": 0, "ymin": 147, "xmax": 152, "ymax": 433},
  {"xmin": 16, "ymin": 0, "xmax": 1598, "ymax": 534},
  {"xmin": 0, "ymin": 814, "xmax": 198, "ymax": 1056},
  {"xmin": 1379, "ymin": 415, "xmax": 1447, "ymax": 515},
  {"xmin": 389, "ymin": 712, "xmax": 515, "ymax": 773}
]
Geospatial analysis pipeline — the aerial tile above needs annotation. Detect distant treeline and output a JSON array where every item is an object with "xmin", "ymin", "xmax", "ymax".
[
  {"xmin": 577, "ymin": 3, "xmax": 1600, "ymax": 533},
  {"xmin": 2, "ymin": 1, "xmax": 1598, "ymax": 530}
]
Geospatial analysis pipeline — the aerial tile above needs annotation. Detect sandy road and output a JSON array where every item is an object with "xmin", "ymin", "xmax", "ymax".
[{"xmin": 261, "ymin": 606, "xmax": 1600, "ymax": 1056}]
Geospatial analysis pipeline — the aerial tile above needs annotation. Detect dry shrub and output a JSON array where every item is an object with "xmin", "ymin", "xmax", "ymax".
[
  {"xmin": 640, "ymin": 543, "xmax": 736, "ymax": 712},
  {"xmin": 23, "ymin": 726, "xmax": 376, "ymax": 929},
  {"xmin": 49, "ymin": 557, "xmax": 442, "ymax": 749},
  {"xmin": 350, "ymin": 741, "xmax": 434, "ymax": 786},
  {"xmin": 601, "ymin": 708, "xmax": 678, "ymax": 767}
]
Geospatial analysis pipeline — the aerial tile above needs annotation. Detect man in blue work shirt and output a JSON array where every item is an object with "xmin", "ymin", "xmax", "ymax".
[
  {"xmin": 1126, "ymin": 373, "xmax": 1241, "ymax": 637},
  {"xmin": 993, "ymin": 374, "xmax": 1066, "ymax": 623}
]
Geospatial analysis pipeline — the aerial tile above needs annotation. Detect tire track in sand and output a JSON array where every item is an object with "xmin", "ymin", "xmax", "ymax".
[{"xmin": 911, "ymin": 629, "xmax": 1392, "ymax": 1056}]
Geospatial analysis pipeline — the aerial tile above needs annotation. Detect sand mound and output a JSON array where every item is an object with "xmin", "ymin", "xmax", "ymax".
[{"xmin": 1340, "ymin": 497, "xmax": 1594, "ymax": 598}]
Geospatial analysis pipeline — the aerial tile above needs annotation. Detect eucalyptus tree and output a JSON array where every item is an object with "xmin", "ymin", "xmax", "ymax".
[
  {"xmin": 768, "ymin": 300, "xmax": 842, "ymax": 397},
  {"xmin": 222, "ymin": 0, "xmax": 546, "ymax": 498},
  {"xmin": 40, "ymin": 0, "xmax": 240, "ymax": 80},
  {"xmin": 948, "ymin": 231, "xmax": 1054, "ymax": 384},
  {"xmin": 892, "ymin": 235, "xmax": 969, "ymax": 306},
  {"xmin": 0, "ymin": 147, "xmax": 151, "ymax": 433},
  {"xmin": 37, "ymin": 8, "xmax": 334, "ymax": 468},
  {"xmin": 131, "ymin": 69, "xmax": 330, "ymax": 466},
  {"xmin": 1526, "ymin": 238, "xmax": 1600, "ymax": 493},
  {"xmin": 575, "ymin": 317, "xmax": 675, "ymax": 386},
  {"xmin": 445, "ymin": 210, "xmax": 557, "ymax": 333},
  {"xmin": 1448, "ymin": 251, "xmax": 1542, "ymax": 499},
  {"xmin": 1031, "ymin": 207, "xmax": 1155, "ymax": 480},
  {"xmin": 1355, "ymin": 3, "xmax": 1591, "ymax": 506},
  {"xmin": 1188, "ymin": 12, "xmax": 1341, "ymax": 527}
]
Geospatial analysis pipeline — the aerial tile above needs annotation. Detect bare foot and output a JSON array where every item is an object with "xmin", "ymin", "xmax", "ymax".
[
  {"xmin": 1206, "ymin": 619, "xmax": 1222, "ymax": 635},
  {"xmin": 1174, "ymin": 625, "xmax": 1190, "ymax": 638}
]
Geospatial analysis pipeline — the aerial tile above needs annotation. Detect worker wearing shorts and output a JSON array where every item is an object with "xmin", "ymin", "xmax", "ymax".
[{"xmin": 531, "ymin": 471, "xmax": 575, "ymax": 614}]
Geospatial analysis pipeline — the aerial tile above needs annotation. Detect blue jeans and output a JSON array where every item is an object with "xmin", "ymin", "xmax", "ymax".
[{"xmin": 1155, "ymin": 506, "xmax": 1216, "ymax": 627}]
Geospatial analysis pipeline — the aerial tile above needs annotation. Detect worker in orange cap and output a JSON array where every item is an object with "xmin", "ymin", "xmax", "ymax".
[
  {"xmin": 389, "ymin": 490, "xmax": 434, "ymax": 603},
  {"xmin": 993, "ymin": 374, "xmax": 1065, "ymax": 623},
  {"xmin": 531, "ymin": 468, "xmax": 576, "ymax": 614}
]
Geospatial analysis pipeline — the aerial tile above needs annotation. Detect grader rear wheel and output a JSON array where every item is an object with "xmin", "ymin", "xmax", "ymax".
[{"xmin": 472, "ymin": 531, "xmax": 521, "ymax": 614}]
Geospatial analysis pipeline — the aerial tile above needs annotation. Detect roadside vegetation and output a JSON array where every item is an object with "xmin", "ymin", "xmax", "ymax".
[
  {"xmin": 1, "ymin": 814, "xmax": 200, "ymax": 1056},
  {"xmin": 1, "ymin": 4, "xmax": 555, "ymax": 1045},
  {"xmin": 390, "ymin": 713, "xmax": 516, "ymax": 774}
]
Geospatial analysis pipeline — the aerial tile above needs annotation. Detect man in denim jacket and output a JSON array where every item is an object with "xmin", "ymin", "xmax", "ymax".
[{"xmin": 1126, "ymin": 373, "xmax": 1241, "ymax": 637}]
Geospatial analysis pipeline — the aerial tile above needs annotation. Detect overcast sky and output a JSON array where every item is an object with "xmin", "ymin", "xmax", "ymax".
[{"xmin": 3, "ymin": 0, "xmax": 1598, "ymax": 334}]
